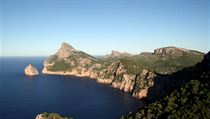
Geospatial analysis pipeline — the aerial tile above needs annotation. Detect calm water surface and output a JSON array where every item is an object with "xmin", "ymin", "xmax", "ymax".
[{"xmin": 0, "ymin": 57, "xmax": 143, "ymax": 119}]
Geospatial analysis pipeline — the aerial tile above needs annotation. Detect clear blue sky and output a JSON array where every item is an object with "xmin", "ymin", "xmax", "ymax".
[{"xmin": 1, "ymin": 0, "xmax": 209, "ymax": 56}]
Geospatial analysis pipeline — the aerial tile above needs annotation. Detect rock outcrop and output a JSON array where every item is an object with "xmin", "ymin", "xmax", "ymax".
[
  {"xmin": 57, "ymin": 42, "xmax": 76, "ymax": 59},
  {"xmin": 154, "ymin": 46, "xmax": 188, "ymax": 54},
  {"xmin": 35, "ymin": 114, "xmax": 43, "ymax": 119},
  {"xmin": 42, "ymin": 42, "xmax": 204, "ymax": 99},
  {"xmin": 154, "ymin": 46, "xmax": 204, "ymax": 57},
  {"xmin": 105, "ymin": 50, "xmax": 133, "ymax": 58},
  {"xmin": 132, "ymin": 70, "xmax": 156, "ymax": 98},
  {"xmin": 24, "ymin": 64, "xmax": 39, "ymax": 76},
  {"xmin": 35, "ymin": 112, "xmax": 68, "ymax": 119}
]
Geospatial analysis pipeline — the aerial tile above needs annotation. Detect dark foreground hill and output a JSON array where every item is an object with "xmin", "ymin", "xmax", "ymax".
[{"xmin": 122, "ymin": 51, "xmax": 210, "ymax": 119}]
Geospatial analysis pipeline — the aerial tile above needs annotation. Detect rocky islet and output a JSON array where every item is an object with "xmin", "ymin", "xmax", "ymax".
[{"xmin": 24, "ymin": 64, "xmax": 39, "ymax": 76}]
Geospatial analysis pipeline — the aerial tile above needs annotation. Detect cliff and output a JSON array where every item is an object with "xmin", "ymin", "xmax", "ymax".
[
  {"xmin": 123, "ymin": 51, "xmax": 210, "ymax": 118},
  {"xmin": 42, "ymin": 42, "xmax": 204, "ymax": 99}
]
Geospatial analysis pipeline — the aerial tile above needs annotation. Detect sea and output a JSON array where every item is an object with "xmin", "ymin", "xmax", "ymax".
[{"xmin": 0, "ymin": 57, "xmax": 143, "ymax": 119}]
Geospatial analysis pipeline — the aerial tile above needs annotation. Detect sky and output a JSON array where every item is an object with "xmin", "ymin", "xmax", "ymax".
[{"xmin": 0, "ymin": 0, "xmax": 209, "ymax": 56}]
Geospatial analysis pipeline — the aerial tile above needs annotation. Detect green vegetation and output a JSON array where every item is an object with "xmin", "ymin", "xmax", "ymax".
[
  {"xmin": 119, "ymin": 59, "xmax": 144, "ymax": 74},
  {"xmin": 46, "ymin": 47, "xmax": 203, "ymax": 77},
  {"xmin": 67, "ymin": 51, "xmax": 96, "ymax": 60},
  {"xmin": 44, "ymin": 44, "xmax": 207, "ymax": 119},
  {"xmin": 46, "ymin": 55, "xmax": 58, "ymax": 64},
  {"xmin": 77, "ymin": 51, "xmax": 96, "ymax": 59},
  {"xmin": 96, "ymin": 58, "xmax": 117, "ymax": 68},
  {"xmin": 40, "ymin": 112, "xmax": 73, "ymax": 119},
  {"xmin": 122, "ymin": 52, "xmax": 210, "ymax": 119},
  {"xmin": 93, "ymin": 52, "xmax": 204, "ymax": 76},
  {"xmin": 112, "ymin": 73, "xmax": 124, "ymax": 82},
  {"xmin": 104, "ymin": 70, "xmax": 113, "ymax": 79},
  {"xmin": 48, "ymin": 60, "xmax": 72, "ymax": 71},
  {"xmin": 123, "ymin": 75, "xmax": 210, "ymax": 119},
  {"xmin": 118, "ymin": 53, "xmax": 203, "ymax": 75},
  {"xmin": 132, "ymin": 77, "xmax": 152, "ymax": 91},
  {"xmin": 47, "ymin": 50, "xmax": 97, "ymax": 72}
]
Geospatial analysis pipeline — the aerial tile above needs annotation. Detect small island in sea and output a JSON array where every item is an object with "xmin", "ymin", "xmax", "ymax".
[{"xmin": 24, "ymin": 64, "xmax": 39, "ymax": 76}]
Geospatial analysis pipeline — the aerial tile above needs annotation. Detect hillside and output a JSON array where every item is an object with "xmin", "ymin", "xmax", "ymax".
[
  {"xmin": 122, "ymin": 51, "xmax": 210, "ymax": 119},
  {"xmin": 35, "ymin": 112, "xmax": 72, "ymax": 119},
  {"xmin": 42, "ymin": 42, "xmax": 204, "ymax": 99}
]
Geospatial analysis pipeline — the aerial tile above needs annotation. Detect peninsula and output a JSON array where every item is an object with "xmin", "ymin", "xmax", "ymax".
[{"xmin": 42, "ymin": 42, "xmax": 204, "ymax": 99}]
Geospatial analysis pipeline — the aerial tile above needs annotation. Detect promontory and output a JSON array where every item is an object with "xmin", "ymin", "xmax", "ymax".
[{"xmin": 42, "ymin": 42, "xmax": 204, "ymax": 99}]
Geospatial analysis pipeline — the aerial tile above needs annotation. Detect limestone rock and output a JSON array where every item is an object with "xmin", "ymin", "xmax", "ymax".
[
  {"xmin": 24, "ymin": 64, "xmax": 39, "ymax": 76},
  {"xmin": 154, "ymin": 46, "xmax": 189, "ymax": 54},
  {"xmin": 132, "ymin": 70, "xmax": 156, "ymax": 99},
  {"xmin": 57, "ymin": 42, "xmax": 76, "ymax": 59},
  {"xmin": 35, "ymin": 114, "xmax": 44, "ymax": 119},
  {"xmin": 97, "ymin": 78, "xmax": 112, "ymax": 84},
  {"xmin": 105, "ymin": 50, "xmax": 133, "ymax": 58},
  {"xmin": 111, "ymin": 74, "xmax": 136, "ymax": 92}
]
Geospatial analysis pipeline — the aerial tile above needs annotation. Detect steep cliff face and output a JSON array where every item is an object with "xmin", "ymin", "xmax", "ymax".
[
  {"xmin": 42, "ymin": 43, "xmax": 204, "ymax": 99},
  {"xmin": 154, "ymin": 46, "xmax": 202, "ymax": 55},
  {"xmin": 123, "ymin": 52, "xmax": 210, "ymax": 119},
  {"xmin": 132, "ymin": 70, "xmax": 156, "ymax": 99}
]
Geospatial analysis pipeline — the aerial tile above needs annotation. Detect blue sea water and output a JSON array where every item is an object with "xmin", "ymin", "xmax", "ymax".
[{"xmin": 0, "ymin": 57, "xmax": 143, "ymax": 119}]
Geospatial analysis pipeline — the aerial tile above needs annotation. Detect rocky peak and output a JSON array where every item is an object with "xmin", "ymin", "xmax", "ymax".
[
  {"xmin": 111, "ymin": 50, "xmax": 122, "ymax": 57},
  {"xmin": 154, "ymin": 46, "xmax": 189, "ymax": 54},
  {"xmin": 24, "ymin": 64, "xmax": 39, "ymax": 76},
  {"xmin": 57, "ymin": 42, "xmax": 76, "ymax": 59},
  {"xmin": 105, "ymin": 50, "xmax": 132, "ymax": 58},
  {"xmin": 61, "ymin": 42, "xmax": 75, "ymax": 51}
]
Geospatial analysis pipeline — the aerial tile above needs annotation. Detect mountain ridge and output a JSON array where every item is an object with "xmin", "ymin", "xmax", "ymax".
[{"xmin": 42, "ymin": 42, "xmax": 204, "ymax": 99}]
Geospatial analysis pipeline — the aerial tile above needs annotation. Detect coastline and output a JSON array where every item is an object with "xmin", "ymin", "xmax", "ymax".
[
  {"xmin": 42, "ymin": 67, "xmax": 150, "ymax": 99},
  {"xmin": 42, "ymin": 67, "xmax": 113, "ymax": 84}
]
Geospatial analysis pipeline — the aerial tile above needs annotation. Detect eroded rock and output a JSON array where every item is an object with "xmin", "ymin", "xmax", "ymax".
[{"xmin": 24, "ymin": 64, "xmax": 39, "ymax": 76}]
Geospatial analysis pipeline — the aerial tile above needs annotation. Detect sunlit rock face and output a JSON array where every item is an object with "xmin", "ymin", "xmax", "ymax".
[
  {"xmin": 24, "ymin": 64, "xmax": 39, "ymax": 76},
  {"xmin": 56, "ymin": 42, "xmax": 76, "ymax": 59},
  {"xmin": 104, "ymin": 50, "xmax": 133, "ymax": 58},
  {"xmin": 154, "ymin": 46, "xmax": 203, "ymax": 57}
]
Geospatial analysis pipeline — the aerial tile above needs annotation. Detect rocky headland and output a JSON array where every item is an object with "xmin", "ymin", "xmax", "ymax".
[
  {"xmin": 37, "ymin": 50, "xmax": 209, "ymax": 119},
  {"xmin": 42, "ymin": 42, "xmax": 204, "ymax": 99}
]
